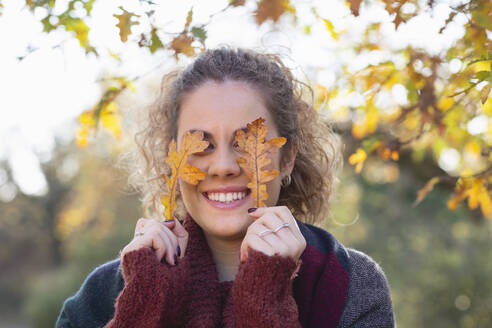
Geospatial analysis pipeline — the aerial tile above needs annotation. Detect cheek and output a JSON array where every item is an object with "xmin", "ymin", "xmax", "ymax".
[
  {"xmin": 266, "ymin": 177, "xmax": 282, "ymax": 206},
  {"xmin": 179, "ymin": 181, "xmax": 198, "ymax": 209}
]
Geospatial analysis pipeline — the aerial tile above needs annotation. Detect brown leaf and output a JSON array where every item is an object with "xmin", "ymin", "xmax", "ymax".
[
  {"xmin": 113, "ymin": 7, "xmax": 140, "ymax": 42},
  {"xmin": 234, "ymin": 117, "xmax": 286, "ymax": 207},
  {"xmin": 348, "ymin": 0, "xmax": 363, "ymax": 16},
  {"xmin": 170, "ymin": 33, "xmax": 195, "ymax": 58},
  {"xmin": 255, "ymin": 0, "xmax": 287, "ymax": 25},
  {"xmin": 161, "ymin": 131, "xmax": 208, "ymax": 221},
  {"xmin": 184, "ymin": 7, "xmax": 193, "ymax": 31},
  {"xmin": 230, "ymin": 0, "xmax": 246, "ymax": 6}
]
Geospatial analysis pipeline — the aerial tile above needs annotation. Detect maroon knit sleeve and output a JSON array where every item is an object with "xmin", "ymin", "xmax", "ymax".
[
  {"xmin": 104, "ymin": 247, "xmax": 189, "ymax": 328},
  {"xmin": 231, "ymin": 247, "xmax": 302, "ymax": 328}
]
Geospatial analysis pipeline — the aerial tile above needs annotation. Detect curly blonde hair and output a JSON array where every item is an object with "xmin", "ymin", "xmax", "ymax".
[{"xmin": 127, "ymin": 47, "xmax": 342, "ymax": 226}]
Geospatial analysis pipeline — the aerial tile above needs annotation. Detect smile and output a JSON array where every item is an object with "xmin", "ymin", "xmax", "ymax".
[
  {"xmin": 201, "ymin": 189, "xmax": 251, "ymax": 209},
  {"xmin": 205, "ymin": 191, "xmax": 247, "ymax": 202}
]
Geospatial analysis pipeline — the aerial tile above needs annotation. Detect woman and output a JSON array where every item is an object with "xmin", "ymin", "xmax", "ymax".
[{"xmin": 57, "ymin": 48, "xmax": 395, "ymax": 327}]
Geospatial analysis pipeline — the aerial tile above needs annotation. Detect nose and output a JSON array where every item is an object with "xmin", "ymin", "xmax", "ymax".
[{"xmin": 207, "ymin": 146, "xmax": 241, "ymax": 178}]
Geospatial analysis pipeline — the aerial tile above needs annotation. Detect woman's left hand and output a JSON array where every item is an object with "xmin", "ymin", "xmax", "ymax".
[{"xmin": 240, "ymin": 206, "xmax": 307, "ymax": 263}]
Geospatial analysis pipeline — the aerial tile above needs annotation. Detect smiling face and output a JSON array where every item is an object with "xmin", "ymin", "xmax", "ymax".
[{"xmin": 176, "ymin": 80, "xmax": 288, "ymax": 240}]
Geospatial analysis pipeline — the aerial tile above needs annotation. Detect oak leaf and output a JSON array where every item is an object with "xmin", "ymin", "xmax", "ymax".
[
  {"xmin": 234, "ymin": 118, "xmax": 286, "ymax": 207},
  {"xmin": 161, "ymin": 131, "xmax": 208, "ymax": 221},
  {"xmin": 170, "ymin": 33, "xmax": 195, "ymax": 58},
  {"xmin": 113, "ymin": 7, "xmax": 140, "ymax": 42},
  {"xmin": 348, "ymin": 0, "xmax": 363, "ymax": 16},
  {"xmin": 255, "ymin": 0, "xmax": 288, "ymax": 25}
]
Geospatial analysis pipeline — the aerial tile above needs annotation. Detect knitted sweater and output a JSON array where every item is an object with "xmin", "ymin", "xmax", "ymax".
[{"xmin": 56, "ymin": 218, "xmax": 395, "ymax": 327}]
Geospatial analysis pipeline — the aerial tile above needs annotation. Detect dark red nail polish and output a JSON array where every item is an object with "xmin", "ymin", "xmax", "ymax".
[{"xmin": 248, "ymin": 207, "xmax": 257, "ymax": 213}]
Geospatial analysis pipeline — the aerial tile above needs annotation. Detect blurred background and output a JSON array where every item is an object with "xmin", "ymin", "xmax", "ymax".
[{"xmin": 0, "ymin": 0, "xmax": 491, "ymax": 327}]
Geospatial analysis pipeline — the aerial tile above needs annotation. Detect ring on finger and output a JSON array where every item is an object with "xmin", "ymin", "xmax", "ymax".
[
  {"xmin": 272, "ymin": 222, "xmax": 290, "ymax": 233},
  {"xmin": 257, "ymin": 229, "xmax": 273, "ymax": 237},
  {"xmin": 134, "ymin": 232, "xmax": 145, "ymax": 237}
]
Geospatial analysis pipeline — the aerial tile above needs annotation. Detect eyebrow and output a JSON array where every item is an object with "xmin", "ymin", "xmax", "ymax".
[{"xmin": 188, "ymin": 127, "xmax": 248, "ymax": 138}]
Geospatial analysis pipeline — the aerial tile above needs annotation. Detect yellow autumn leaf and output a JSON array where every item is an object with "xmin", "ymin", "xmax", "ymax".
[
  {"xmin": 447, "ymin": 178, "xmax": 468, "ymax": 210},
  {"xmin": 470, "ymin": 60, "xmax": 491, "ymax": 73},
  {"xmin": 478, "ymin": 190, "xmax": 492, "ymax": 218},
  {"xmin": 437, "ymin": 97, "xmax": 454, "ymax": 111},
  {"xmin": 234, "ymin": 117, "xmax": 286, "ymax": 207},
  {"xmin": 113, "ymin": 7, "xmax": 140, "ymax": 42},
  {"xmin": 100, "ymin": 102, "xmax": 122, "ymax": 139},
  {"xmin": 161, "ymin": 131, "xmax": 208, "ymax": 221},
  {"xmin": 466, "ymin": 177, "xmax": 485, "ymax": 210},
  {"xmin": 481, "ymin": 96, "xmax": 492, "ymax": 115},
  {"xmin": 75, "ymin": 125, "xmax": 91, "ymax": 148},
  {"xmin": 349, "ymin": 148, "xmax": 367, "ymax": 173}
]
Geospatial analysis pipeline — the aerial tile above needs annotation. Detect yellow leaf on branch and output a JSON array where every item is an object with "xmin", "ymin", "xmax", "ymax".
[
  {"xmin": 161, "ymin": 131, "xmax": 208, "ymax": 221},
  {"xmin": 349, "ymin": 148, "xmax": 367, "ymax": 173},
  {"xmin": 100, "ymin": 102, "xmax": 122, "ymax": 139},
  {"xmin": 447, "ymin": 177, "xmax": 492, "ymax": 218},
  {"xmin": 470, "ymin": 60, "xmax": 491, "ymax": 73},
  {"xmin": 437, "ymin": 97, "xmax": 454, "ymax": 111},
  {"xmin": 234, "ymin": 117, "xmax": 286, "ymax": 207}
]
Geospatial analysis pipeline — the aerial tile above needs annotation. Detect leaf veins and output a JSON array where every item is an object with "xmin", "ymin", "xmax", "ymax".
[
  {"xmin": 161, "ymin": 131, "xmax": 208, "ymax": 221},
  {"xmin": 234, "ymin": 117, "xmax": 286, "ymax": 207}
]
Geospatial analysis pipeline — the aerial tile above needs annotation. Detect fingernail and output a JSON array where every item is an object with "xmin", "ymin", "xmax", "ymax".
[
  {"xmin": 248, "ymin": 207, "xmax": 257, "ymax": 213},
  {"xmin": 176, "ymin": 246, "xmax": 181, "ymax": 257},
  {"xmin": 174, "ymin": 254, "xmax": 178, "ymax": 265}
]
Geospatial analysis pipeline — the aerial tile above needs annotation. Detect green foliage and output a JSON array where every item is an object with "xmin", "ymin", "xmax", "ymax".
[{"xmin": 328, "ymin": 166, "xmax": 492, "ymax": 327}]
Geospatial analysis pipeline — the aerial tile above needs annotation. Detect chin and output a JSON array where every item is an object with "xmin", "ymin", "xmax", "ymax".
[{"xmin": 198, "ymin": 214, "xmax": 250, "ymax": 239}]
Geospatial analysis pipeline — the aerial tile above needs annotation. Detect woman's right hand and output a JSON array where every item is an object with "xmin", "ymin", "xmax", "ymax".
[{"xmin": 120, "ymin": 217, "xmax": 189, "ymax": 266}]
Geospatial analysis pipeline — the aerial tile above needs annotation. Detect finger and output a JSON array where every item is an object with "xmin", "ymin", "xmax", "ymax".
[
  {"xmin": 249, "ymin": 221, "xmax": 291, "ymax": 257},
  {"xmin": 146, "ymin": 230, "xmax": 167, "ymax": 262},
  {"xmin": 249, "ymin": 206, "xmax": 304, "ymax": 243},
  {"xmin": 170, "ymin": 217, "xmax": 189, "ymax": 258},
  {"xmin": 240, "ymin": 233, "xmax": 275, "ymax": 262},
  {"xmin": 135, "ymin": 217, "xmax": 148, "ymax": 233},
  {"xmin": 161, "ymin": 226, "xmax": 179, "ymax": 261},
  {"xmin": 260, "ymin": 212, "xmax": 298, "ymax": 245},
  {"xmin": 156, "ymin": 229, "xmax": 177, "ymax": 265},
  {"xmin": 246, "ymin": 207, "xmax": 266, "ymax": 218},
  {"xmin": 162, "ymin": 218, "xmax": 176, "ymax": 230}
]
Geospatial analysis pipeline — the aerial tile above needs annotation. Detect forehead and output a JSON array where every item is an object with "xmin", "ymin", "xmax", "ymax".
[{"xmin": 177, "ymin": 80, "xmax": 277, "ymax": 140}]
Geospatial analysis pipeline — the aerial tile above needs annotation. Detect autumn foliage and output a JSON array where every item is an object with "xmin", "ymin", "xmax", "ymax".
[
  {"xmin": 22, "ymin": 0, "xmax": 492, "ymax": 219},
  {"xmin": 160, "ymin": 131, "xmax": 208, "ymax": 221},
  {"xmin": 234, "ymin": 118, "xmax": 286, "ymax": 207}
]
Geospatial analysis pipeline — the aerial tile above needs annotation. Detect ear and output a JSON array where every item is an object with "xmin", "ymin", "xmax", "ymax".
[{"xmin": 281, "ymin": 142, "xmax": 298, "ymax": 177}]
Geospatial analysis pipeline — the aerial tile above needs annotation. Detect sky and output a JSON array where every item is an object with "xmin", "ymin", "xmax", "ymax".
[{"xmin": 0, "ymin": 0, "xmax": 469, "ymax": 198}]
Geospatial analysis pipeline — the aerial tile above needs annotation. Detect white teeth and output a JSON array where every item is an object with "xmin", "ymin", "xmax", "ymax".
[{"xmin": 207, "ymin": 191, "xmax": 247, "ymax": 203}]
